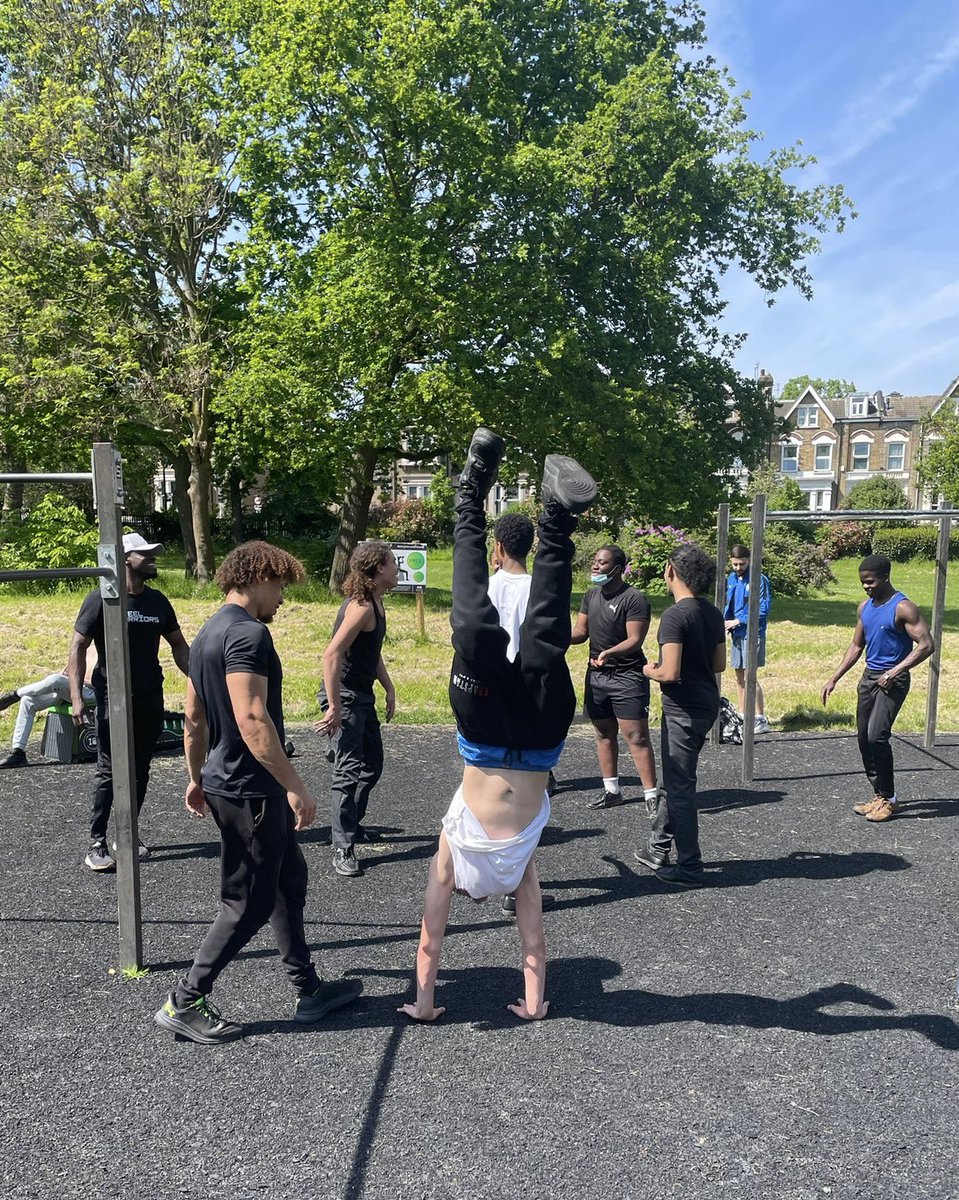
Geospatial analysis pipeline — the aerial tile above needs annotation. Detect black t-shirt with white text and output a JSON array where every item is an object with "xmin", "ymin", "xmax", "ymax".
[
  {"xmin": 656, "ymin": 597, "xmax": 725, "ymax": 715},
  {"xmin": 579, "ymin": 582, "xmax": 651, "ymax": 670},
  {"xmin": 75, "ymin": 586, "xmax": 179, "ymax": 702},
  {"xmin": 190, "ymin": 603, "xmax": 286, "ymax": 800}
]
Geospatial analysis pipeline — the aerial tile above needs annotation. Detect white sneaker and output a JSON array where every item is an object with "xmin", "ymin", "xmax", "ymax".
[{"xmin": 754, "ymin": 716, "xmax": 770, "ymax": 734}]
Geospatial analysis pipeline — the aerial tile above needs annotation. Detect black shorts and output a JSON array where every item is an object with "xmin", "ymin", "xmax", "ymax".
[{"xmin": 584, "ymin": 668, "xmax": 650, "ymax": 722}]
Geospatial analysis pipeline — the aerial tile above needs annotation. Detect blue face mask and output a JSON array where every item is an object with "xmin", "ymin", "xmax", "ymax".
[{"xmin": 591, "ymin": 573, "xmax": 611, "ymax": 585}]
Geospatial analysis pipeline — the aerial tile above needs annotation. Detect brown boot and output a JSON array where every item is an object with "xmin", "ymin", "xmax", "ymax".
[
  {"xmin": 866, "ymin": 798, "xmax": 899, "ymax": 822},
  {"xmin": 853, "ymin": 794, "xmax": 884, "ymax": 815}
]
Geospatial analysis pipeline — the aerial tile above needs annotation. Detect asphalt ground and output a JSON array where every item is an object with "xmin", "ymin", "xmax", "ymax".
[{"xmin": 1, "ymin": 723, "xmax": 958, "ymax": 1200}]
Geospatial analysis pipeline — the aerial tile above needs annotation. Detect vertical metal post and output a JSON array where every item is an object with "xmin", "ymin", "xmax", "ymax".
[
  {"xmin": 924, "ymin": 514, "xmax": 951, "ymax": 750},
  {"xmin": 741, "ymin": 493, "xmax": 766, "ymax": 783},
  {"xmin": 92, "ymin": 443, "xmax": 142, "ymax": 969},
  {"xmin": 710, "ymin": 503, "xmax": 730, "ymax": 747}
]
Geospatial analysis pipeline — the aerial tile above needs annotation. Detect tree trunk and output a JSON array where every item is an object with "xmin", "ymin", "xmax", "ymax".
[
  {"xmin": 187, "ymin": 442, "xmax": 216, "ymax": 583},
  {"xmin": 229, "ymin": 469, "xmax": 244, "ymax": 545},
  {"xmin": 328, "ymin": 444, "xmax": 378, "ymax": 591},
  {"xmin": 173, "ymin": 450, "xmax": 197, "ymax": 579}
]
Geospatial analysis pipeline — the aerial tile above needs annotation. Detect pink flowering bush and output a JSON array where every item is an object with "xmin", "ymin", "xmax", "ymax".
[{"xmin": 621, "ymin": 524, "xmax": 691, "ymax": 593}]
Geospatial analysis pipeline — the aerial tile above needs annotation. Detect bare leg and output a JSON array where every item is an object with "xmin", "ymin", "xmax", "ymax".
[
  {"xmin": 734, "ymin": 667, "xmax": 765, "ymax": 716},
  {"xmin": 397, "ymin": 834, "xmax": 455, "ymax": 1021},
  {"xmin": 507, "ymin": 858, "xmax": 549, "ymax": 1020},
  {"xmin": 619, "ymin": 718, "xmax": 657, "ymax": 791},
  {"xmin": 592, "ymin": 717, "xmax": 619, "ymax": 779}
]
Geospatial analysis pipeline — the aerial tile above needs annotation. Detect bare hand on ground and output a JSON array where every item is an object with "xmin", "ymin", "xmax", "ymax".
[
  {"xmin": 508, "ymin": 999, "xmax": 550, "ymax": 1020},
  {"xmin": 397, "ymin": 1003, "xmax": 446, "ymax": 1022}
]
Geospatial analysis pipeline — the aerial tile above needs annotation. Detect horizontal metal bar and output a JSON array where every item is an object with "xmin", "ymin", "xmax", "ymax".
[
  {"xmin": 730, "ymin": 510, "xmax": 951, "ymax": 522},
  {"xmin": 0, "ymin": 567, "xmax": 112, "ymax": 583},
  {"xmin": 0, "ymin": 473, "xmax": 94, "ymax": 484}
]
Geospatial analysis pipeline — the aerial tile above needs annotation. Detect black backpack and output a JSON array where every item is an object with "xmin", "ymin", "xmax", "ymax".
[{"xmin": 718, "ymin": 696, "xmax": 744, "ymax": 745}]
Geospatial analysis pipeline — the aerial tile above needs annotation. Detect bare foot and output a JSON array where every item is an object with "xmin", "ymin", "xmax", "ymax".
[
  {"xmin": 507, "ymin": 998, "xmax": 550, "ymax": 1020},
  {"xmin": 397, "ymin": 1003, "xmax": 446, "ymax": 1022}
]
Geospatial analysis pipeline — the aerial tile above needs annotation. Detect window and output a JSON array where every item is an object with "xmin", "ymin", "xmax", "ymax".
[
  {"xmin": 814, "ymin": 442, "xmax": 833, "ymax": 471},
  {"xmin": 886, "ymin": 441, "xmax": 905, "ymax": 471},
  {"xmin": 796, "ymin": 404, "xmax": 819, "ymax": 428},
  {"xmin": 849, "ymin": 395, "xmax": 867, "ymax": 417},
  {"xmin": 851, "ymin": 442, "xmax": 870, "ymax": 472},
  {"xmin": 780, "ymin": 442, "xmax": 799, "ymax": 473}
]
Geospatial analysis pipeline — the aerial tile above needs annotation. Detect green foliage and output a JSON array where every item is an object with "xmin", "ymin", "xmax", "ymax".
[
  {"xmin": 919, "ymin": 407, "xmax": 959, "ymax": 507},
  {"xmin": 0, "ymin": 493, "xmax": 99, "ymax": 571},
  {"xmin": 780, "ymin": 375, "xmax": 857, "ymax": 401},
  {"xmin": 870, "ymin": 527, "xmax": 959, "ymax": 562},
  {"xmin": 424, "ymin": 471, "xmax": 456, "ymax": 546},
  {"xmin": 572, "ymin": 529, "xmax": 618, "ymax": 578},
  {"xmin": 842, "ymin": 476, "xmax": 908, "ymax": 511},
  {"xmin": 368, "ymin": 498, "xmax": 444, "ymax": 547},
  {"xmin": 760, "ymin": 524, "xmax": 835, "ymax": 595},
  {"xmin": 620, "ymin": 525, "xmax": 691, "ymax": 594},
  {"xmin": 815, "ymin": 521, "xmax": 874, "ymax": 559},
  {"xmin": 739, "ymin": 463, "xmax": 815, "ymax": 540}
]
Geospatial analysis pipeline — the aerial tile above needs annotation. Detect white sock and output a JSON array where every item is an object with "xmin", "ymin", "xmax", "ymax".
[
  {"xmin": 643, "ymin": 787, "xmax": 659, "ymax": 802},
  {"xmin": 603, "ymin": 777, "xmax": 620, "ymax": 794},
  {"xmin": 887, "ymin": 793, "xmax": 898, "ymax": 805}
]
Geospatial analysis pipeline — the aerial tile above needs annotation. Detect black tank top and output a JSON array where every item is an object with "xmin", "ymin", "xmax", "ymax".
[{"xmin": 334, "ymin": 598, "xmax": 386, "ymax": 693}]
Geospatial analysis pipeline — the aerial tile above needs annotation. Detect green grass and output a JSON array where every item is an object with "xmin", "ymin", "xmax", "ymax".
[{"xmin": 1, "ymin": 553, "xmax": 956, "ymax": 734}]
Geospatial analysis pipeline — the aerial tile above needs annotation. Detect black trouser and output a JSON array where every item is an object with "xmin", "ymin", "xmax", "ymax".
[
  {"xmin": 448, "ymin": 490, "xmax": 576, "ymax": 750},
  {"xmin": 176, "ymin": 790, "xmax": 319, "ymax": 1005},
  {"xmin": 649, "ymin": 703, "xmax": 717, "ymax": 871},
  {"xmin": 324, "ymin": 688, "xmax": 383, "ymax": 850},
  {"xmin": 89, "ymin": 693, "xmax": 165, "ymax": 842},
  {"xmin": 857, "ymin": 668, "xmax": 910, "ymax": 799}
]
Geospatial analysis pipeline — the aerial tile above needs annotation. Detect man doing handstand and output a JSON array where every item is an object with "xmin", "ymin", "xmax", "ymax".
[{"xmin": 398, "ymin": 429, "xmax": 596, "ymax": 1023}]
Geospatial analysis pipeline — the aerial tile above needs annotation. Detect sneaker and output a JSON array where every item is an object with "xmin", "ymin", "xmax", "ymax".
[
  {"xmin": 293, "ymin": 978, "xmax": 364, "ymax": 1024},
  {"xmin": 0, "ymin": 690, "xmax": 19, "ymax": 712},
  {"xmin": 866, "ymin": 798, "xmax": 899, "ymax": 823},
  {"xmin": 633, "ymin": 843, "xmax": 670, "ymax": 872},
  {"xmin": 587, "ymin": 789, "xmax": 625, "ymax": 809},
  {"xmin": 0, "ymin": 748, "xmax": 27, "ymax": 768},
  {"xmin": 85, "ymin": 839, "xmax": 116, "ymax": 871},
  {"xmin": 655, "ymin": 864, "xmax": 706, "ymax": 888},
  {"xmin": 500, "ymin": 893, "xmax": 557, "ymax": 915},
  {"xmin": 547, "ymin": 770, "xmax": 558, "ymax": 797},
  {"xmin": 754, "ymin": 716, "xmax": 770, "ymax": 734},
  {"xmin": 112, "ymin": 839, "xmax": 151, "ymax": 861},
  {"xmin": 155, "ymin": 993, "xmax": 243, "ymax": 1044},
  {"xmin": 332, "ymin": 846, "xmax": 362, "ymax": 877},
  {"xmin": 457, "ymin": 427, "xmax": 506, "ymax": 499},
  {"xmin": 540, "ymin": 455, "xmax": 598, "ymax": 514},
  {"xmin": 853, "ymin": 794, "xmax": 884, "ymax": 815}
]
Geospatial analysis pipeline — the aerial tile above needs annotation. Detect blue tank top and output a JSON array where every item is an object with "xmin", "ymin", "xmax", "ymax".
[{"xmin": 861, "ymin": 590, "xmax": 912, "ymax": 671}]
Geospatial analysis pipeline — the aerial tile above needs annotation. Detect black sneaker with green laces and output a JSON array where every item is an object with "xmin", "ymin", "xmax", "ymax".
[
  {"xmin": 293, "ymin": 977, "xmax": 364, "ymax": 1024},
  {"xmin": 154, "ymin": 993, "xmax": 243, "ymax": 1044}
]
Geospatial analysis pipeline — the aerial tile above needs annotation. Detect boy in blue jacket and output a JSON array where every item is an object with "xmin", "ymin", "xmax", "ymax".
[{"xmin": 724, "ymin": 544, "xmax": 772, "ymax": 733}]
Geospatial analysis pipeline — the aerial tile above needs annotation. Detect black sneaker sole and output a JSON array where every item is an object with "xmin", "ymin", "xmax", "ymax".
[
  {"xmin": 154, "ymin": 1010, "xmax": 244, "ymax": 1045},
  {"xmin": 458, "ymin": 428, "xmax": 506, "ymax": 494},
  {"xmin": 541, "ymin": 455, "xmax": 597, "ymax": 514}
]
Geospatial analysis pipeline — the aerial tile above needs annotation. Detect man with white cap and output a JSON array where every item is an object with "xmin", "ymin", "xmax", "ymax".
[{"xmin": 68, "ymin": 533, "xmax": 190, "ymax": 870}]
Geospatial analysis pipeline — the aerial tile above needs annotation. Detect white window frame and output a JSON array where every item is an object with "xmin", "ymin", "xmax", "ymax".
[
  {"xmin": 780, "ymin": 440, "xmax": 800, "ymax": 474},
  {"xmin": 796, "ymin": 404, "xmax": 819, "ymax": 429},
  {"xmin": 813, "ymin": 440, "xmax": 833, "ymax": 472},
  {"xmin": 849, "ymin": 396, "xmax": 867, "ymax": 418},
  {"xmin": 851, "ymin": 440, "xmax": 870, "ymax": 472},
  {"xmin": 886, "ymin": 440, "xmax": 906, "ymax": 472}
]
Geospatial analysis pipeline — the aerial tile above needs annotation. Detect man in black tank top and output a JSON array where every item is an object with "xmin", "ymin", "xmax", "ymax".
[{"xmin": 317, "ymin": 542, "xmax": 398, "ymax": 877}]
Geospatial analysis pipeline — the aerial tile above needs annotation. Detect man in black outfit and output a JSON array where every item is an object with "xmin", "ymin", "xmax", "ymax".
[
  {"xmin": 634, "ymin": 544, "xmax": 726, "ymax": 888},
  {"xmin": 69, "ymin": 533, "xmax": 190, "ymax": 872},
  {"xmin": 156, "ymin": 541, "xmax": 362, "ymax": 1045}
]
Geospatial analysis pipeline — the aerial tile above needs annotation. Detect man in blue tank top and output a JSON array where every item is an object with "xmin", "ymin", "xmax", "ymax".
[{"xmin": 821, "ymin": 554, "xmax": 933, "ymax": 822}]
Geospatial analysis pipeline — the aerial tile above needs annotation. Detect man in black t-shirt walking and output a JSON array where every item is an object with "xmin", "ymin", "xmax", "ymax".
[
  {"xmin": 635, "ymin": 544, "xmax": 726, "ymax": 888},
  {"xmin": 570, "ymin": 545, "xmax": 661, "ymax": 811},
  {"xmin": 156, "ymin": 541, "xmax": 362, "ymax": 1045},
  {"xmin": 69, "ymin": 534, "xmax": 190, "ymax": 872}
]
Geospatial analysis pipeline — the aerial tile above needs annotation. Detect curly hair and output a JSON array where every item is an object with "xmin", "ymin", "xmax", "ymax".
[
  {"xmin": 668, "ymin": 543, "xmax": 716, "ymax": 597},
  {"xmin": 493, "ymin": 512, "xmax": 534, "ymax": 560},
  {"xmin": 343, "ymin": 541, "xmax": 394, "ymax": 603},
  {"xmin": 215, "ymin": 541, "xmax": 306, "ymax": 594}
]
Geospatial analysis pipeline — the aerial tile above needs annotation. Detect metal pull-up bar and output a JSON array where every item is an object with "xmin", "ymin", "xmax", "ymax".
[{"xmin": 0, "ymin": 445, "xmax": 143, "ymax": 968}]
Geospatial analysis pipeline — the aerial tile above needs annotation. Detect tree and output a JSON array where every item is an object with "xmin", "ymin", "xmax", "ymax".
[
  {"xmin": 780, "ymin": 375, "xmax": 857, "ymax": 401},
  {"xmin": 0, "ymin": 0, "xmax": 243, "ymax": 581},
  {"xmin": 224, "ymin": 0, "xmax": 853, "ymax": 587},
  {"xmin": 920, "ymin": 408, "xmax": 959, "ymax": 508},
  {"xmin": 842, "ymin": 476, "xmax": 907, "ymax": 511}
]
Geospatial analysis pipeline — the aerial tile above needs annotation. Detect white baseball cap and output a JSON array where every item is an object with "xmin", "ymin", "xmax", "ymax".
[{"xmin": 122, "ymin": 533, "xmax": 165, "ymax": 556}]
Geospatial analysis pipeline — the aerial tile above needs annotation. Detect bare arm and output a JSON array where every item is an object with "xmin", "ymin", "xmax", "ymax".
[
  {"xmin": 594, "ymin": 618, "xmax": 649, "ymax": 667},
  {"xmin": 712, "ymin": 640, "xmax": 727, "ymax": 674},
  {"xmin": 316, "ymin": 600, "xmax": 375, "ymax": 735},
  {"xmin": 397, "ymin": 837, "xmax": 454, "ymax": 1022},
  {"xmin": 166, "ymin": 628, "xmax": 191, "ymax": 676},
  {"xmin": 68, "ymin": 630, "xmax": 93, "ymax": 726},
  {"xmin": 882, "ymin": 600, "xmax": 934, "ymax": 683},
  {"xmin": 508, "ymin": 858, "xmax": 549, "ymax": 1020},
  {"xmin": 644, "ymin": 642, "xmax": 682, "ymax": 684},
  {"xmin": 226, "ymin": 671, "xmax": 316, "ymax": 830},
  {"xmin": 376, "ymin": 655, "xmax": 396, "ymax": 721},
  {"xmin": 183, "ymin": 679, "xmax": 210, "ymax": 817},
  {"xmin": 568, "ymin": 611, "xmax": 590, "ymax": 646},
  {"xmin": 822, "ymin": 604, "xmax": 867, "ymax": 704}
]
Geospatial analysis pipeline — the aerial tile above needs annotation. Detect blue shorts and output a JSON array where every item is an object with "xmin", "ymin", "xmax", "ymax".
[
  {"xmin": 456, "ymin": 733, "xmax": 564, "ymax": 772},
  {"xmin": 731, "ymin": 636, "xmax": 766, "ymax": 669}
]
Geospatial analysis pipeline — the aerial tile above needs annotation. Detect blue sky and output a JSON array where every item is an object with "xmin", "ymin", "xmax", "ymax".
[{"xmin": 700, "ymin": 0, "xmax": 959, "ymax": 398}]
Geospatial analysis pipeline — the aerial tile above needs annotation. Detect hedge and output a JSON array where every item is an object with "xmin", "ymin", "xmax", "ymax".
[{"xmin": 869, "ymin": 526, "xmax": 959, "ymax": 561}]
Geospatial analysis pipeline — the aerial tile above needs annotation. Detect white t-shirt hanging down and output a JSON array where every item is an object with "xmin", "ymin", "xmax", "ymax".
[{"xmin": 487, "ymin": 569, "xmax": 532, "ymax": 662}]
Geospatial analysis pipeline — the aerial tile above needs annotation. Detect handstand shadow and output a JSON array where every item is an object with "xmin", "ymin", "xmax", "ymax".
[{"xmin": 697, "ymin": 787, "xmax": 785, "ymax": 813}]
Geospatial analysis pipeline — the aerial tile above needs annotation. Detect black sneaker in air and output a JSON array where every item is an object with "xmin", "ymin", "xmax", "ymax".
[
  {"xmin": 332, "ymin": 847, "xmax": 362, "ymax": 877},
  {"xmin": 0, "ymin": 748, "xmax": 27, "ymax": 768},
  {"xmin": 0, "ymin": 690, "xmax": 19, "ymax": 712},
  {"xmin": 457, "ymin": 427, "xmax": 506, "ymax": 499},
  {"xmin": 84, "ymin": 839, "xmax": 116, "ymax": 871},
  {"xmin": 293, "ymin": 977, "xmax": 364, "ymax": 1024},
  {"xmin": 540, "ymin": 455, "xmax": 597, "ymax": 514},
  {"xmin": 155, "ymin": 993, "xmax": 243, "ymax": 1044}
]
